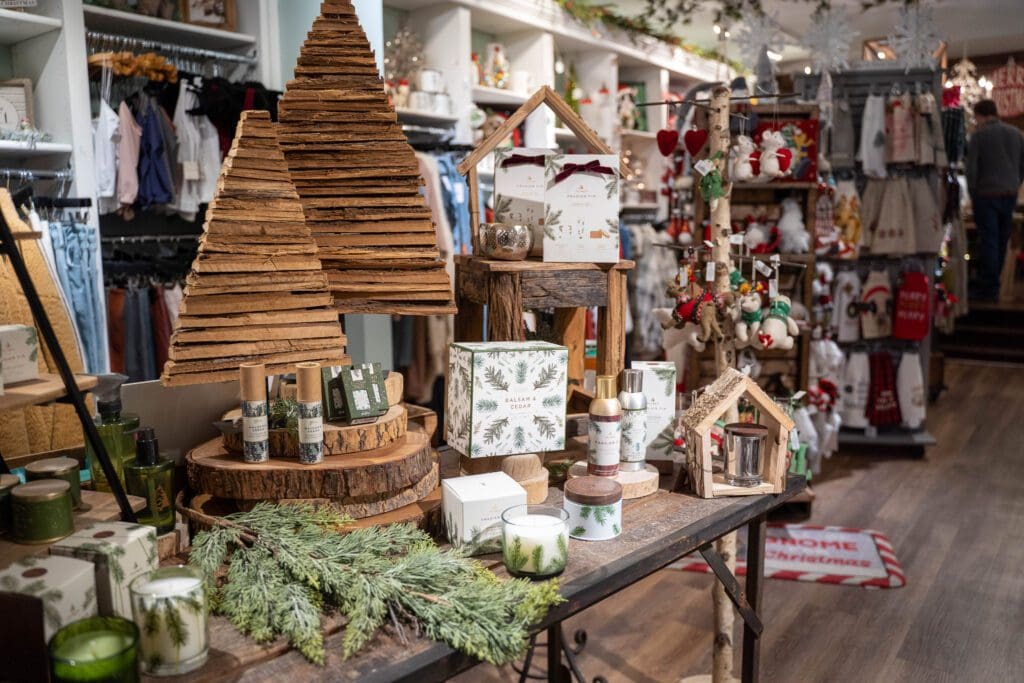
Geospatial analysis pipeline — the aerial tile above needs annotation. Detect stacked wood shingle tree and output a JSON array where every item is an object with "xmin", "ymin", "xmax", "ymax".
[
  {"xmin": 277, "ymin": 0, "xmax": 456, "ymax": 315},
  {"xmin": 161, "ymin": 110, "xmax": 350, "ymax": 387}
]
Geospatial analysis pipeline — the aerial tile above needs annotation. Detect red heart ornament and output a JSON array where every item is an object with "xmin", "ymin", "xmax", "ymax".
[
  {"xmin": 656, "ymin": 129, "xmax": 679, "ymax": 157},
  {"xmin": 683, "ymin": 129, "xmax": 708, "ymax": 156},
  {"xmin": 776, "ymin": 147, "xmax": 793, "ymax": 173},
  {"xmin": 749, "ymin": 150, "xmax": 761, "ymax": 177}
]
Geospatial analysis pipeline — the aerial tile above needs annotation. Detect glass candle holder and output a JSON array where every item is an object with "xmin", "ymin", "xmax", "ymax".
[
  {"xmin": 48, "ymin": 616, "xmax": 139, "ymax": 683},
  {"xmin": 129, "ymin": 566, "xmax": 208, "ymax": 676},
  {"xmin": 501, "ymin": 504, "xmax": 569, "ymax": 578},
  {"xmin": 723, "ymin": 423, "xmax": 768, "ymax": 487}
]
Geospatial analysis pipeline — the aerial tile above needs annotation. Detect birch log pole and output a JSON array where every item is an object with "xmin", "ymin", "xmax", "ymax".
[{"xmin": 709, "ymin": 84, "xmax": 739, "ymax": 683}]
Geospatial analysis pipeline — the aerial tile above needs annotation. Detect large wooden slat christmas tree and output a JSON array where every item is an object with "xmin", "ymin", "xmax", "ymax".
[
  {"xmin": 161, "ymin": 110, "xmax": 350, "ymax": 386},
  {"xmin": 278, "ymin": 0, "xmax": 456, "ymax": 315}
]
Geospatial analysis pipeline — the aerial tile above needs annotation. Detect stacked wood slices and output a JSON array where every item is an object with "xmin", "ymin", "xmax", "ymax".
[
  {"xmin": 278, "ymin": 0, "xmax": 456, "ymax": 315},
  {"xmin": 161, "ymin": 110, "xmax": 350, "ymax": 386}
]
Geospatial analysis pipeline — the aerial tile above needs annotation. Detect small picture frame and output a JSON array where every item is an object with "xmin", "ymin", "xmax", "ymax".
[
  {"xmin": 0, "ymin": 79, "xmax": 33, "ymax": 129},
  {"xmin": 180, "ymin": 0, "xmax": 235, "ymax": 32}
]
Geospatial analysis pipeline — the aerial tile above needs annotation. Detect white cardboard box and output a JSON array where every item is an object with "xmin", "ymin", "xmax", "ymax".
[
  {"xmin": 0, "ymin": 324, "xmax": 39, "ymax": 386},
  {"xmin": 543, "ymin": 153, "xmax": 620, "ymax": 263},
  {"xmin": 493, "ymin": 147, "xmax": 551, "ymax": 255},
  {"xmin": 446, "ymin": 341, "xmax": 568, "ymax": 458},
  {"xmin": 442, "ymin": 472, "xmax": 527, "ymax": 549},
  {"xmin": 51, "ymin": 521, "xmax": 159, "ymax": 619},
  {"xmin": 632, "ymin": 361, "xmax": 678, "ymax": 461},
  {"xmin": 0, "ymin": 554, "xmax": 97, "ymax": 640}
]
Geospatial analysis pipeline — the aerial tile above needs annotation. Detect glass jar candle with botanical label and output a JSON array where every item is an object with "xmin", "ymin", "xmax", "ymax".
[
  {"xmin": 48, "ymin": 616, "xmax": 139, "ymax": 683},
  {"xmin": 129, "ymin": 565, "xmax": 207, "ymax": 676},
  {"xmin": 296, "ymin": 362, "xmax": 324, "ymax": 464},
  {"xmin": 501, "ymin": 504, "xmax": 569, "ymax": 578}
]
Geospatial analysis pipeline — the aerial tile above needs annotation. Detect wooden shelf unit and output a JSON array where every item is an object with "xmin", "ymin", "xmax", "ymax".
[
  {"xmin": 0, "ymin": 8, "xmax": 61, "ymax": 45},
  {"xmin": 688, "ymin": 103, "xmax": 820, "ymax": 393},
  {"xmin": 0, "ymin": 373, "xmax": 97, "ymax": 414},
  {"xmin": 82, "ymin": 5, "xmax": 256, "ymax": 50}
]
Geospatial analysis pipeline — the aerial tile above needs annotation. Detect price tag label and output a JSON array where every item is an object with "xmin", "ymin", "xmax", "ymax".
[
  {"xmin": 792, "ymin": 390, "xmax": 806, "ymax": 402},
  {"xmin": 769, "ymin": 278, "xmax": 779, "ymax": 298},
  {"xmin": 754, "ymin": 260, "xmax": 772, "ymax": 276},
  {"xmin": 694, "ymin": 159, "xmax": 715, "ymax": 176},
  {"xmin": 729, "ymin": 233, "xmax": 745, "ymax": 244},
  {"xmin": 183, "ymin": 160, "xmax": 200, "ymax": 181},
  {"xmin": 703, "ymin": 239, "xmax": 715, "ymax": 249},
  {"xmin": 705, "ymin": 261, "xmax": 716, "ymax": 281}
]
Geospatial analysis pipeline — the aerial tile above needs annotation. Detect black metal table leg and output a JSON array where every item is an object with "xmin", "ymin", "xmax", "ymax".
[
  {"xmin": 547, "ymin": 623, "xmax": 568, "ymax": 683},
  {"xmin": 742, "ymin": 514, "xmax": 767, "ymax": 683}
]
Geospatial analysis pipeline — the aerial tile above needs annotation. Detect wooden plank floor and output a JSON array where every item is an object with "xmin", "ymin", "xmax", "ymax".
[{"xmin": 455, "ymin": 360, "xmax": 1024, "ymax": 682}]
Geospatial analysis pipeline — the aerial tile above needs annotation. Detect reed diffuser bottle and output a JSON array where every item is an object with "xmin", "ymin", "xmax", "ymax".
[{"xmin": 588, "ymin": 375, "xmax": 621, "ymax": 477}]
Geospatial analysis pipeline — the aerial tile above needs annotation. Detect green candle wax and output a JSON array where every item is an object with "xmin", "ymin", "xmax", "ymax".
[{"xmin": 49, "ymin": 617, "xmax": 139, "ymax": 683}]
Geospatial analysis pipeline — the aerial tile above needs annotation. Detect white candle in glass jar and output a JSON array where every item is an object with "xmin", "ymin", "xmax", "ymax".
[
  {"xmin": 130, "ymin": 567, "xmax": 208, "ymax": 676},
  {"xmin": 501, "ymin": 506, "xmax": 569, "ymax": 577}
]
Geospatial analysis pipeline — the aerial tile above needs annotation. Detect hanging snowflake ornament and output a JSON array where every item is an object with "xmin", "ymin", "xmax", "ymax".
[
  {"xmin": 887, "ymin": 3, "xmax": 942, "ymax": 72},
  {"xmin": 803, "ymin": 9, "xmax": 857, "ymax": 74},
  {"xmin": 734, "ymin": 13, "xmax": 785, "ymax": 73}
]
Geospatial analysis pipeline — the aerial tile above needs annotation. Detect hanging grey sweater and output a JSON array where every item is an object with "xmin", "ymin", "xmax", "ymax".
[{"xmin": 966, "ymin": 119, "xmax": 1024, "ymax": 198}]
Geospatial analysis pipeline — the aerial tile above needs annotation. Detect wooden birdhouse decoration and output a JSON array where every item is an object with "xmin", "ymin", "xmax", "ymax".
[
  {"xmin": 456, "ymin": 85, "xmax": 629, "ymax": 251},
  {"xmin": 680, "ymin": 367, "xmax": 794, "ymax": 498}
]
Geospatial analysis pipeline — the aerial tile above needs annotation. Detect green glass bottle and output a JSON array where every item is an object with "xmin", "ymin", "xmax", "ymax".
[
  {"xmin": 87, "ymin": 374, "xmax": 139, "ymax": 492},
  {"xmin": 124, "ymin": 427, "xmax": 175, "ymax": 534}
]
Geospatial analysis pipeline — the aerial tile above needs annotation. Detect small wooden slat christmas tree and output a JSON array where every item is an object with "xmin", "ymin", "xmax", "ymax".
[
  {"xmin": 161, "ymin": 110, "xmax": 350, "ymax": 386},
  {"xmin": 277, "ymin": 0, "xmax": 456, "ymax": 315}
]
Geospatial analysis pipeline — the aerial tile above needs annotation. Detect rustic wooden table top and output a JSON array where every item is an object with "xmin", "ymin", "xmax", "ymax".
[{"xmin": 153, "ymin": 477, "xmax": 804, "ymax": 683}]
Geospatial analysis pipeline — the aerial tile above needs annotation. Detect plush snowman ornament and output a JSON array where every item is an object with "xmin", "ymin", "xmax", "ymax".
[
  {"xmin": 750, "ymin": 294, "xmax": 800, "ymax": 350},
  {"xmin": 778, "ymin": 197, "xmax": 810, "ymax": 253},
  {"xmin": 729, "ymin": 135, "xmax": 757, "ymax": 182}
]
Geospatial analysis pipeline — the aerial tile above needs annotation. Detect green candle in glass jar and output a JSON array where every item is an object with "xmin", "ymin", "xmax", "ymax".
[
  {"xmin": 11, "ymin": 479, "xmax": 75, "ymax": 544},
  {"xmin": 49, "ymin": 616, "xmax": 139, "ymax": 683},
  {"xmin": 25, "ymin": 456, "xmax": 82, "ymax": 510}
]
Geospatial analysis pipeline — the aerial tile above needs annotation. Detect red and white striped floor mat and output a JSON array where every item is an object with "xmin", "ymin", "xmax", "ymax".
[{"xmin": 670, "ymin": 523, "xmax": 905, "ymax": 589}]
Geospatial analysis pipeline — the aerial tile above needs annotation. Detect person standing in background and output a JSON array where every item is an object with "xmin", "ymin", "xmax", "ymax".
[{"xmin": 966, "ymin": 99, "xmax": 1024, "ymax": 301}]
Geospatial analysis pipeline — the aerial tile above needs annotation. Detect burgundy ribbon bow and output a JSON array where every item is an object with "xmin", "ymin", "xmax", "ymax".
[
  {"xmin": 501, "ymin": 154, "xmax": 546, "ymax": 168},
  {"xmin": 553, "ymin": 159, "xmax": 615, "ymax": 184}
]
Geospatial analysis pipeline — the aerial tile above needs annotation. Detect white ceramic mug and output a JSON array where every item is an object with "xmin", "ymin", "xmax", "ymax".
[
  {"xmin": 432, "ymin": 92, "xmax": 452, "ymax": 115},
  {"xmin": 510, "ymin": 70, "xmax": 532, "ymax": 94},
  {"xmin": 418, "ymin": 68, "xmax": 444, "ymax": 93},
  {"xmin": 408, "ymin": 90, "xmax": 432, "ymax": 111}
]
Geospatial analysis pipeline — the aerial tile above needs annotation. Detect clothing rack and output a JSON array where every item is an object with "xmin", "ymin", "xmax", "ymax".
[
  {"xmin": 1, "ymin": 167, "xmax": 74, "ymax": 183},
  {"xmin": 86, "ymin": 30, "xmax": 257, "ymax": 66},
  {"xmin": 101, "ymin": 234, "xmax": 199, "ymax": 245}
]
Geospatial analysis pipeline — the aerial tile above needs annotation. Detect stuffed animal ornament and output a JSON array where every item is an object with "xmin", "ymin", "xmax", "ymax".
[
  {"xmin": 750, "ymin": 294, "xmax": 800, "ymax": 350},
  {"xmin": 757, "ymin": 130, "xmax": 789, "ymax": 180},
  {"xmin": 734, "ymin": 290, "xmax": 764, "ymax": 347},
  {"xmin": 729, "ymin": 135, "xmax": 757, "ymax": 181},
  {"xmin": 778, "ymin": 197, "xmax": 810, "ymax": 253},
  {"xmin": 654, "ymin": 308, "xmax": 706, "ymax": 353}
]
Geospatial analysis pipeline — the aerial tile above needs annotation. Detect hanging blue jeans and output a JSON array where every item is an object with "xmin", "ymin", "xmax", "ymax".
[
  {"xmin": 436, "ymin": 154, "xmax": 472, "ymax": 255},
  {"xmin": 49, "ymin": 221, "xmax": 106, "ymax": 373}
]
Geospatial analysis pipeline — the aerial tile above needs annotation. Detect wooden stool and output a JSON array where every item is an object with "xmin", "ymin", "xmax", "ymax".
[{"xmin": 453, "ymin": 256, "xmax": 635, "ymax": 387}]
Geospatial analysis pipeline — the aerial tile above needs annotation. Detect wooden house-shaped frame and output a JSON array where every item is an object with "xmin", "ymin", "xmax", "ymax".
[
  {"xmin": 455, "ymin": 85, "xmax": 629, "ymax": 251},
  {"xmin": 680, "ymin": 367, "xmax": 795, "ymax": 498}
]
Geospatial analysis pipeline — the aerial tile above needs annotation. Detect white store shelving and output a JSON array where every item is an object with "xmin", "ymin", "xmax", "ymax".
[
  {"xmin": 82, "ymin": 5, "xmax": 256, "ymax": 50},
  {"xmin": 0, "ymin": 8, "xmax": 62, "ymax": 45}
]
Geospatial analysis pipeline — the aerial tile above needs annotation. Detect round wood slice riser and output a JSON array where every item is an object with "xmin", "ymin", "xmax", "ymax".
[
  {"xmin": 222, "ymin": 404, "xmax": 407, "ymax": 457},
  {"xmin": 184, "ymin": 484, "xmax": 442, "ymax": 532},
  {"xmin": 187, "ymin": 431, "xmax": 433, "ymax": 502},
  {"xmin": 568, "ymin": 461, "xmax": 659, "ymax": 499},
  {"xmin": 233, "ymin": 462, "xmax": 439, "ymax": 519},
  {"xmin": 458, "ymin": 466, "xmax": 550, "ymax": 504}
]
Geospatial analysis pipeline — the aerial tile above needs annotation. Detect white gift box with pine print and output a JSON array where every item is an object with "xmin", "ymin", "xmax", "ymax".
[
  {"xmin": 442, "ymin": 472, "xmax": 526, "ymax": 550},
  {"xmin": 542, "ymin": 153, "xmax": 620, "ymax": 263},
  {"xmin": 0, "ymin": 324, "xmax": 39, "ymax": 386},
  {"xmin": 52, "ymin": 521, "xmax": 159, "ymax": 619},
  {"xmin": 632, "ymin": 361, "xmax": 678, "ymax": 462},
  {"xmin": 493, "ymin": 147, "xmax": 551, "ymax": 255},
  {"xmin": 0, "ymin": 554, "xmax": 97, "ymax": 640},
  {"xmin": 446, "ymin": 341, "xmax": 568, "ymax": 458}
]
